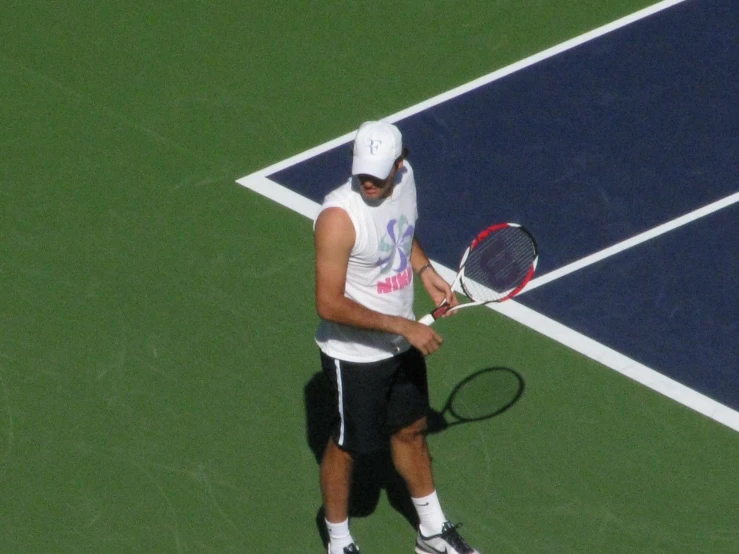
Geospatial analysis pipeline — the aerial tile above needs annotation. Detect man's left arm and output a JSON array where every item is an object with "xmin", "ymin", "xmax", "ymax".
[{"xmin": 410, "ymin": 237, "xmax": 458, "ymax": 309}]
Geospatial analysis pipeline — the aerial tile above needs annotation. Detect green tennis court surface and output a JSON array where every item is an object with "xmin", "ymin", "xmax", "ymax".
[{"xmin": 2, "ymin": 1, "xmax": 737, "ymax": 552}]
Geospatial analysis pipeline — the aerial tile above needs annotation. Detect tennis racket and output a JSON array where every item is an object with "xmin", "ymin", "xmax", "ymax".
[{"xmin": 393, "ymin": 222, "xmax": 538, "ymax": 352}]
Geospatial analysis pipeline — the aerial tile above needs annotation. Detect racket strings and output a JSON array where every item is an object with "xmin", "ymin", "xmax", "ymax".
[{"xmin": 461, "ymin": 227, "xmax": 536, "ymax": 302}]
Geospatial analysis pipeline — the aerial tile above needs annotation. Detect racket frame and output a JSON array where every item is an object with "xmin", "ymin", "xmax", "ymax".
[
  {"xmin": 393, "ymin": 222, "xmax": 537, "ymax": 351},
  {"xmin": 424, "ymin": 222, "xmax": 538, "ymax": 321}
]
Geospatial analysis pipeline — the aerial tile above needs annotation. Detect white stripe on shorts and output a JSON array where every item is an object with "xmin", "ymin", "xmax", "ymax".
[{"xmin": 334, "ymin": 359, "xmax": 346, "ymax": 446}]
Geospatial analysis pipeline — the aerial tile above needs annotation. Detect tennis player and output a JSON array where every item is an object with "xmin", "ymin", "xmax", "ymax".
[{"xmin": 313, "ymin": 120, "xmax": 481, "ymax": 554}]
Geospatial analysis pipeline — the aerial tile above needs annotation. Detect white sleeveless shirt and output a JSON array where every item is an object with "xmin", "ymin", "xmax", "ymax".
[{"xmin": 315, "ymin": 162, "xmax": 418, "ymax": 362}]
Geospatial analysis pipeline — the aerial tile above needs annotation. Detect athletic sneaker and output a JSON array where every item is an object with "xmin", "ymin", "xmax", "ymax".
[
  {"xmin": 327, "ymin": 543, "xmax": 360, "ymax": 554},
  {"xmin": 415, "ymin": 522, "xmax": 480, "ymax": 554}
]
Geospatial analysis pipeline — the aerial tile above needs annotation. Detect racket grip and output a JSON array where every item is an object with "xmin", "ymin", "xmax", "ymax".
[
  {"xmin": 391, "ymin": 313, "xmax": 436, "ymax": 353},
  {"xmin": 418, "ymin": 313, "xmax": 435, "ymax": 325}
]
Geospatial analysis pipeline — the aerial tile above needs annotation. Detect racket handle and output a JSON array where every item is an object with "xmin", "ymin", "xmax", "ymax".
[{"xmin": 418, "ymin": 313, "xmax": 435, "ymax": 325}]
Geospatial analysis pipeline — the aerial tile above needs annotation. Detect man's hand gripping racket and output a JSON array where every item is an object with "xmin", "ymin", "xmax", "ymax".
[{"xmin": 393, "ymin": 222, "xmax": 538, "ymax": 353}]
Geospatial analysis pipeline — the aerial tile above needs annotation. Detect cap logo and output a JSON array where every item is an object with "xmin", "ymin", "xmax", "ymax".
[{"xmin": 368, "ymin": 139, "xmax": 382, "ymax": 155}]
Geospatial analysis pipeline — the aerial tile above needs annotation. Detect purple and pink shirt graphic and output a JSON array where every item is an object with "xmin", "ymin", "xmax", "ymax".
[{"xmin": 375, "ymin": 216, "xmax": 414, "ymax": 294}]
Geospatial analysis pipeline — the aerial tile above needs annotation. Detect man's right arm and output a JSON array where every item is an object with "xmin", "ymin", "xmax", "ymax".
[{"xmin": 314, "ymin": 207, "xmax": 443, "ymax": 355}]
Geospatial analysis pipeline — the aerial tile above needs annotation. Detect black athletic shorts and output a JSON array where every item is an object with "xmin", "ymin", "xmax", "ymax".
[{"xmin": 320, "ymin": 347, "xmax": 429, "ymax": 455}]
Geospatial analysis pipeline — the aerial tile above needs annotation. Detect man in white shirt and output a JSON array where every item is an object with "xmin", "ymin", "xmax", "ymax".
[{"xmin": 313, "ymin": 121, "xmax": 481, "ymax": 554}]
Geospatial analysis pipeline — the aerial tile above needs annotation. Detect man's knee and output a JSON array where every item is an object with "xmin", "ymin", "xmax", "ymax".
[
  {"xmin": 321, "ymin": 438, "xmax": 356, "ymax": 472},
  {"xmin": 392, "ymin": 417, "xmax": 428, "ymax": 445}
]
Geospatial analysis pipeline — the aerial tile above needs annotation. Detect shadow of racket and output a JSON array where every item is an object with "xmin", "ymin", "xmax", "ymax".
[{"xmin": 427, "ymin": 367, "xmax": 525, "ymax": 434}]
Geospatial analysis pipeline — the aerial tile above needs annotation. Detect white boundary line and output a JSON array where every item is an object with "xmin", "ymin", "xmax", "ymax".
[
  {"xmin": 526, "ymin": 191, "xmax": 739, "ymax": 291},
  {"xmin": 490, "ymin": 300, "xmax": 739, "ymax": 433},
  {"xmin": 236, "ymin": 0, "xmax": 739, "ymax": 433},
  {"xmin": 425, "ymin": 263, "xmax": 739, "ymax": 434},
  {"xmin": 240, "ymin": 0, "xmax": 688, "ymax": 181},
  {"xmin": 241, "ymin": 174, "xmax": 321, "ymax": 220}
]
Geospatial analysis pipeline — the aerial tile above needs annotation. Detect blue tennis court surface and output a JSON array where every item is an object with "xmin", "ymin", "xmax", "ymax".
[{"xmin": 243, "ymin": 0, "xmax": 739, "ymax": 419}]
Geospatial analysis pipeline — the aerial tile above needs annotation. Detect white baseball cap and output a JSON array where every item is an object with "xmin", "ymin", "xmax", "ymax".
[{"xmin": 351, "ymin": 121, "xmax": 403, "ymax": 179}]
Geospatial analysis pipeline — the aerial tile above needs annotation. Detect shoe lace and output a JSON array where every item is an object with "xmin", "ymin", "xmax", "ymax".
[
  {"xmin": 343, "ymin": 544, "xmax": 360, "ymax": 554},
  {"xmin": 440, "ymin": 522, "xmax": 474, "ymax": 554}
]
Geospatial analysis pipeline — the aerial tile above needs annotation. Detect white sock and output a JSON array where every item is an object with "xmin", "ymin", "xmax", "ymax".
[
  {"xmin": 325, "ymin": 518, "xmax": 354, "ymax": 552},
  {"xmin": 412, "ymin": 491, "xmax": 447, "ymax": 536}
]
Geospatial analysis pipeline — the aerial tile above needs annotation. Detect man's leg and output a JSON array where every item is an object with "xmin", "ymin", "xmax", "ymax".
[
  {"xmin": 320, "ymin": 350, "xmax": 397, "ymax": 552},
  {"xmin": 389, "ymin": 416, "xmax": 434, "ymax": 498},
  {"xmin": 388, "ymin": 351, "xmax": 449, "ymax": 537},
  {"xmin": 320, "ymin": 437, "xmax": 358, "ymax": 552},
  {"xmin": 391, "ymin": 418, "xmax": 480, "ymax": 554},
  {"xmin": 390, "ymin": 417, "xmax": 448, "ymax": 534},
  {"xmin": 320, "ymin": 437, "xmax": 354, "ymax": 522}
]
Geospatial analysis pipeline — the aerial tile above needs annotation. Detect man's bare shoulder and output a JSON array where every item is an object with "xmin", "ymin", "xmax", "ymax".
[{"xmin": 314, "ymin": 207, "xmax": 355, "ymax": 249}]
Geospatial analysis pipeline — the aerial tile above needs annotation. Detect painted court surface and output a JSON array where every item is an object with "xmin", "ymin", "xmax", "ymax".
[{"xmin": 2, "ymin": 0, "xmax": 738, "ymax": 552}]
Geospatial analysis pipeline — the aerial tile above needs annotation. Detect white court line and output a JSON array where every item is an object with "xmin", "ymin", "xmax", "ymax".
[
  {"xmin": 426, "ymin": 265, "xmax": 739, "ymax": 435},
  {"xmin": 526, "ymin": 191, "xmax": 739, "ymax": 291},
  {"xmin": 490, "ymin": 300, "xmax": 739, "ymax": 434},
  {"xmin": 241, "ymin": 174, "xmax": 321, "ymax": 221},
  {"xmin": 236, "ymin": 0, "xmax": 739, "ymax": 433},
  {"xmin": 241, "ymin": 0, "xmax": 688, "ymax": 181}
]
